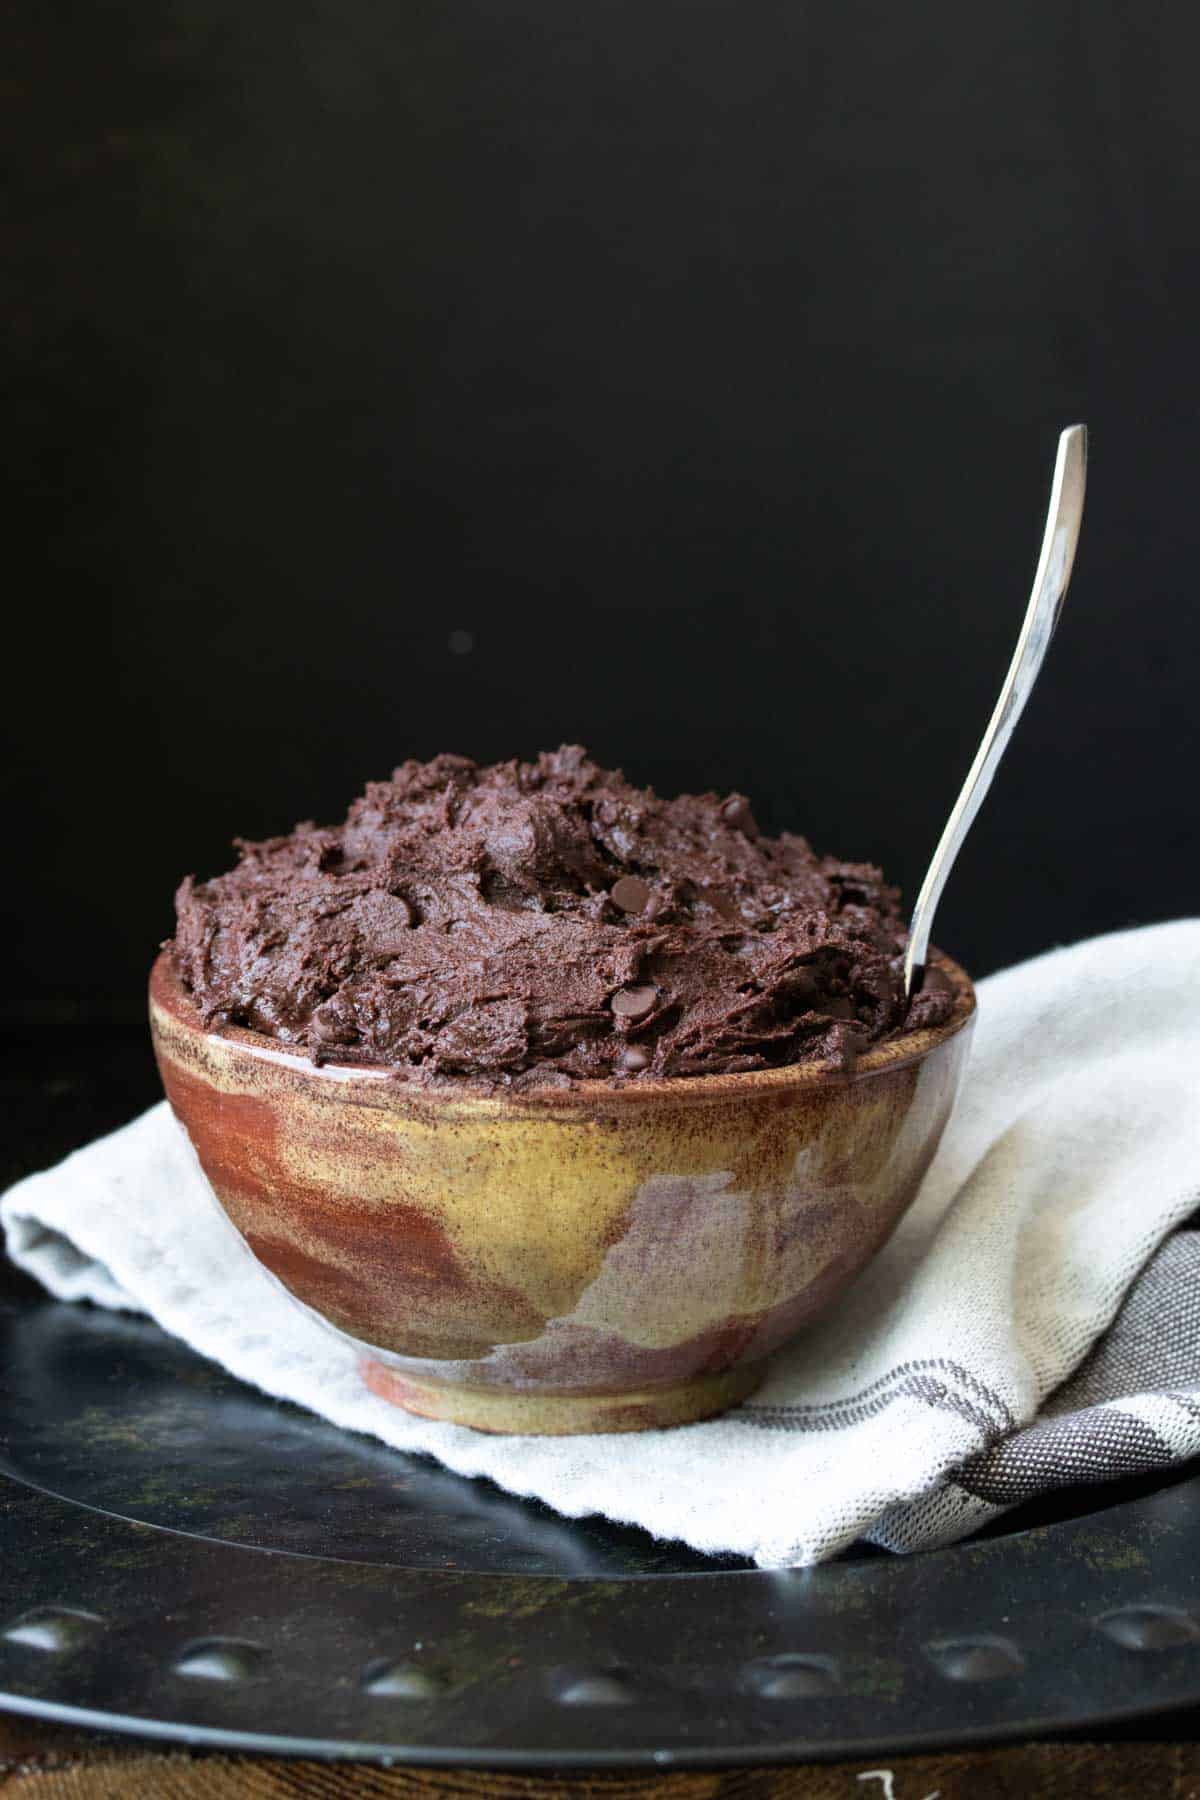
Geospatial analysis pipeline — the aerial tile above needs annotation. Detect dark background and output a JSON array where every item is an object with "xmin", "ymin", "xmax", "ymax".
[{"xmin": 5, "ymin": 0, "xmax": 1198, "ymax": 1027}]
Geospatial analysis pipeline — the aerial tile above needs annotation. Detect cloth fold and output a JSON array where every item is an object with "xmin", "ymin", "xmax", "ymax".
[{"xmin": 4, "ymin": 920, "xmax": 1200, "ymax": 1566}]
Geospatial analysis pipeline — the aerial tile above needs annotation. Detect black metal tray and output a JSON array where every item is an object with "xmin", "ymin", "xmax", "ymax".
[{"xmin": 3, "ymin": 1032, "xmax": 1200, "ymax": 1767}]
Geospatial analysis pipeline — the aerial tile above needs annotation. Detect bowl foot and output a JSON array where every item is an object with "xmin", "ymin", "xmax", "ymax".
[{"xmin": 359, "ymin": 1358, "xmax": 764, "ymax": 1435}]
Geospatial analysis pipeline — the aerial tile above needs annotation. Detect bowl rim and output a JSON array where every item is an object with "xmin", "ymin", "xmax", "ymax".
[{"xmin": 150, "ymin": 949, "xmax": 975, "ymax": 1107}]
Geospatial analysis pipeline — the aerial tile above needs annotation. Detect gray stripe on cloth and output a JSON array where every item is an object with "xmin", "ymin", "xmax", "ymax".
[{"xmin": 736, "ymin": 1357, "xmax": 1014, "ymax": 1437}]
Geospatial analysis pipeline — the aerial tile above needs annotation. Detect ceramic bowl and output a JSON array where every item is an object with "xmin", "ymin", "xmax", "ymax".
[{"xmin": 150, "ymin": 951, "xmax": 975, "ymax": 1435}]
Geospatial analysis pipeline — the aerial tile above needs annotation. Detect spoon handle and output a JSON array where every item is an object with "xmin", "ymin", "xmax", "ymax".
[{"xmin": 904, "ymin": 424, "xmax": 1088, "ymax": 997}]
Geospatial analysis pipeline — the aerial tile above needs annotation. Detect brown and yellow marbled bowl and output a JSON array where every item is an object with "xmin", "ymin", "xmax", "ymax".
[{"xmin": 150, "ymin": 951, "xmax": 975, "ymax": 1435}]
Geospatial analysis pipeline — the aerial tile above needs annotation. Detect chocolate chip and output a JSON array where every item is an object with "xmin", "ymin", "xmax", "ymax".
[
  {"xmin": 616, "ymin": 1044, "xmax": 650, "ymax": 1072},
  {"xmin": 310, "ymin": 993, "xmax": 357, "ymax": 1045},
  {"xmin": 783, "ymin": 965, "xmax": 819, "ymax": 1003},
  {"xmin": 720, "ymin": 795, "xmax": 760, "ymax": 840},
  {"xmin": 611, "ymin": 875, "xmax": 651, "ymax": 915},
  {"xmin": 611, "ymin": 984, "xmax": 657, "ymax": 1019}
]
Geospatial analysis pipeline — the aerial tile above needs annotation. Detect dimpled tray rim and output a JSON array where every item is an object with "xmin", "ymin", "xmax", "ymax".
[{"xmin": 3, "ymin": 1457, "xmax": 1200, "ymax": 1765}]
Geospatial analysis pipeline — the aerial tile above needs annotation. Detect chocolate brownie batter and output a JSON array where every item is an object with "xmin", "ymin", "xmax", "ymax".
[{"xmin": 170, "ymin": 747, "xmax": 955, "ymax": 1084}]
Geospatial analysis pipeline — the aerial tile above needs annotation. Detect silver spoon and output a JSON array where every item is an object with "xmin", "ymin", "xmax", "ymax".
[{"xmin": 904, "ymin": 424, "xmax": 1088, "ymax": 998}]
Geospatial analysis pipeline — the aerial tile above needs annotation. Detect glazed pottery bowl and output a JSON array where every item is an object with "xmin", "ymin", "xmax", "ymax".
[{"xmin": 150, "ymin": 951, "xmax": 975, "ymax": 1435}]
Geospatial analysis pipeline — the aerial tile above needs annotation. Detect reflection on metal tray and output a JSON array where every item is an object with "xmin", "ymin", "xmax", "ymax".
[{"xmin": 0, "ymin": 1280, "xmax": 745, "ymax": 1578}]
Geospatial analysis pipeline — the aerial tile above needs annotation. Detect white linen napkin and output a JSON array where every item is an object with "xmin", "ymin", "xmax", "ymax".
[{"xmin": 5, "ymin": 920, "xmax": 1200, "ymax": 1568}]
